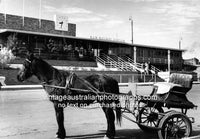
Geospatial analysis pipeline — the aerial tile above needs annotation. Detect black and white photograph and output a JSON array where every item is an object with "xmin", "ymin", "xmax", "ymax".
[{"xmin": 1, "ymin": 0, "xmax": 200, "ymax": 139}]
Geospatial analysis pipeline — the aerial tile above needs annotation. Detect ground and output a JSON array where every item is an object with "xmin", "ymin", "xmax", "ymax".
[{"xmin": 0, "ymin": 85, "xmax": 200, "ymax": 139}]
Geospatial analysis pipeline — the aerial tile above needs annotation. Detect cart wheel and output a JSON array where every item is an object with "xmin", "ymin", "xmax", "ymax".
[
  {"xmin": 158, "ymin": 111, "xmax": 192, "ymax": 139},
  {"xmin": 137, "ymin": 105, "xmax": 164, "ymax": 132}
]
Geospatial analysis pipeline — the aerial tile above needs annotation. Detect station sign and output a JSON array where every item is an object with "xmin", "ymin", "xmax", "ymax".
[{"xmin": 90, "ymin": 36, "xmax": 125, "ymax": 43}]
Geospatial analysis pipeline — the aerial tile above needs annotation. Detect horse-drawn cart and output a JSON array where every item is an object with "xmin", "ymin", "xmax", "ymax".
[
  {"xmin": 43, "ymin": 72, "xmax": 197, "ymax": 139},
  {"xmin": 17, "ymin": 56, "xmax": 197, "ymax": 139},
  {"xmin": 121, "ymin": 73, "xmax": 197, "ymax": 139}
]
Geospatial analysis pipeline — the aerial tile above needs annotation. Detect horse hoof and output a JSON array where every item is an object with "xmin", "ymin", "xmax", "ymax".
[
  {"xmin": 103, "ymin": 135, "xmax": 109, "ymax": 139},
  {"xmin": 103, "ymin": 135, "xmax": 114, "ymax": 139},
  {"xmin": 55, "ymin": 134, "xmax": 65, "ymax": 139}
]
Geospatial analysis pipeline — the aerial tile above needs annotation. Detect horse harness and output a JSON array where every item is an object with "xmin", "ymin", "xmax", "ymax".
[{"xmin": 42, "ymin": 72, "xmax": 77, "ymax": 95}]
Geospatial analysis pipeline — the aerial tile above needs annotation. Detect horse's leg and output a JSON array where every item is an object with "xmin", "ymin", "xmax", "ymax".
[
  {"xmin": 54, "ymin": 103, "xmax": 66, "ymax": 139},
  {"xmin": 102, "ymin": 107, "xmax": 115, "ymax": 139}
]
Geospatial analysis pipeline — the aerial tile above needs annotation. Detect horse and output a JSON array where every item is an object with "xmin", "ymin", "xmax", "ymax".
[{"xmin": 17, "ymin": 53, "xmax": 122, "ymax": 139}]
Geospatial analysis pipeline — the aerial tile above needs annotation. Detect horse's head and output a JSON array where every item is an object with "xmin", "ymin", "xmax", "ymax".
[
  {"xmin": 17, "ymin": 53, "xmax": 54, "ymax": 82},
  {"xmin": 17, "ymin": 53, "xmax": 35, "ymax": 82}
]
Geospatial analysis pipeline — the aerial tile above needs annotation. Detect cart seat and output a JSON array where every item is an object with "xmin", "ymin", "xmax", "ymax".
[
  {"xmin": 169, "ymin": 73, "xmax": 193, "ymax": 88},
  {"xmin": 153, "ymin": 82, "xmax": 182, "ymax": 95},
  {"xmin": 168, "ymin": 73, "xmax": 193, "ymax": 94},
  {"xmin": 145, "ymin": 73, "xmax": 195, "ymax": 109},
  {"xmin": 152, "ymin": 73, "xmax": 193, "ymax": 95}
]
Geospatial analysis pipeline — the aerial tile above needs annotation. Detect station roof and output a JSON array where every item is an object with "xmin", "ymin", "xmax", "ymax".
[{"xmin": 0, "ymin": 29, "xmax": 185, "ymax": 52}]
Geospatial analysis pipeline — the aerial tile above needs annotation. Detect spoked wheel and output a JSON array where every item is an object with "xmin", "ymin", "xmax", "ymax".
[
  {"xmin": 158, "ymin": 111, "xmax": 192, "ymax": 139},
  {"xmin": 137, "ymin": 105, "xmax": 164, "ymax": 132}
]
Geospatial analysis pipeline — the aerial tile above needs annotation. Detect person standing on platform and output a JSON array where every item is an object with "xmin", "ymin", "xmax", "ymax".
[{"xmin": 145, "ymin": 62, "xmax": 149, "ymax": 75}]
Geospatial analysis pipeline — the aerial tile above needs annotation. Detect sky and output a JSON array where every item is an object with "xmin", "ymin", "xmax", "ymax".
[{"xmin": 0, "ymin": 0, "xmax": 200, "ymax": 59}]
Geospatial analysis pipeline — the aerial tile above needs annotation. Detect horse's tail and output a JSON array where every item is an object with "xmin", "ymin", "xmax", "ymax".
[{"xmin": 115, "ymin": 98, "xmax": 122, "ymax": 126}]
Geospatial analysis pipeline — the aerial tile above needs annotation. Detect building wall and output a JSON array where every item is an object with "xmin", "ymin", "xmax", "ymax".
[
  {"xmin": 184, "ymin": 58, "xmax": 199, "ymax": 65},
  {"xmin": 0, "ymin": 13, "xmax": 76, "ymax": 36},
  {"xmin": 0, "ymin": 13, "xmax": 184, "ymax": 70},
  {"xmin": 135, "ymin": 47, "xmax": 183, "ymax": 70}
]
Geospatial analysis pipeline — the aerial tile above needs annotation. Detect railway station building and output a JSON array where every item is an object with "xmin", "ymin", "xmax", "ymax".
[{"xmin": 0, "ymin": 13, "xmax": 184, "ymax": 71}]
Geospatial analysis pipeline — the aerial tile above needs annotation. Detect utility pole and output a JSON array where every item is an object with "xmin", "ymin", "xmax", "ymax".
[
  {"xmin": 129, "ymin": 16, "xmax": 133, "ymax": 44},
  {"xmin": 22, "ymin": 0, "xmax": 25, "ymax": 26},
  {"xmin": 39, "ymin": 0, "xmax": 42, "ymax": 28},
  {"xmin": 179, "ymin": 37, "xmax": 182, "ymax": 49}
]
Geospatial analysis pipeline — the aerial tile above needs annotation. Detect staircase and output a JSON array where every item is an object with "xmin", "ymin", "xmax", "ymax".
[
  {"xmin": 96, "ymin": 53, "xmax": 117, "ymax": 70},
  {"xmin": 121, "ymin": 55, "xmax": 162, "ymax": 74},
  {"xmin": 150, "ymin": 65, "xmax": 161, "ymax": 74},
  {"xmin": 96, "ymin": 54, "xmax": 165, "ymax": 82},
  {"xmin": 109, "ymin": 55, "xmax": 134, "ymax": 71},
  {"xmin": 121, "ymin": 56, "xmax": 144, "ymax": 73},
  {"xmin": 96, "ymin": 54, "xmax": 135, "ymax": 71}
]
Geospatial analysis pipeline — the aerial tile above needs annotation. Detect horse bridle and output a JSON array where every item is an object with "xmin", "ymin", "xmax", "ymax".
[{"xmin": 24, "ymin": 58, "xmax": 34, "ymax": 75}]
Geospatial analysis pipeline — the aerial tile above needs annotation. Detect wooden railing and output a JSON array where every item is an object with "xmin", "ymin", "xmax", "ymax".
[
  {"xmin": 96, "ymin": 54, "xmax": 163, "ymax": 83},
  {"xmin": 96, "ymin": 54, "xmax": 135, "ymax": 71},
  {"xmin": 109, "ymin": 55, "xmax": 134, "ymax": 71}
]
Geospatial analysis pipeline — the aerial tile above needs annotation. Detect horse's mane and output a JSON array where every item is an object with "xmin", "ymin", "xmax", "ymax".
[
  {"xmin": 37, "ymin": 57, "xmax": 55, "ymax": 70},
  {"xmin": 34, "ymin": 57, "xmax": 70, "ymax": 84}
]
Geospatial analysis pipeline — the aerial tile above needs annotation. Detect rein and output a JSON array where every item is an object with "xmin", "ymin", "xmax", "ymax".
[
  {"xmin": 41, "ymin": 72, "xmax": 126, "ymax": 110},
  {"xmin": 42, "ymin": 79, "xmax": 126, "ymax": 97}
]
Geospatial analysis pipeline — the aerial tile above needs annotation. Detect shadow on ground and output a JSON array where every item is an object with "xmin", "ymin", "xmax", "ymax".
[
  {"xmin": 66, "ymin": 129, "xmax": 158, "ymax": 139},
  {"xmin": 66, "ymin": 133, "xmax": 105, "ymax": 139},
  {"xmin": 192, "ymin": 129, "xmax": 200, "ymax": 136},
  {"xmin": 65, "ymin": 128, "xmax": 200, "ymax": 139}
]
